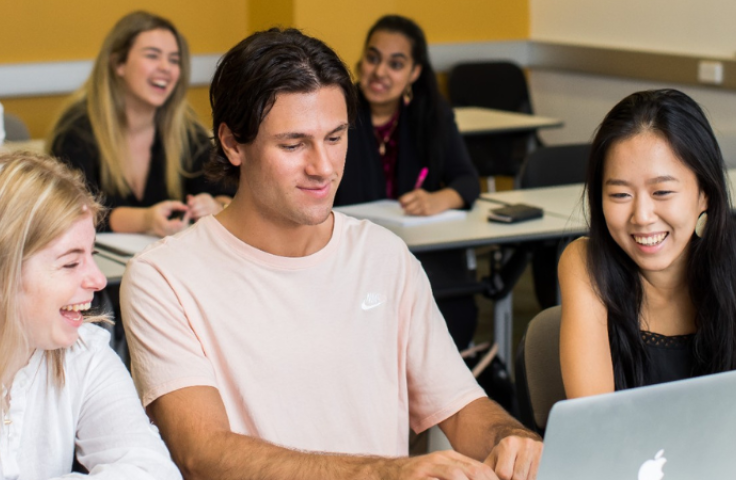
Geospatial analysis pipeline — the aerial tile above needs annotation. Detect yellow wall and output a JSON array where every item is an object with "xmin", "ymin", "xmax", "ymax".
[
  {"xmin": 2, "ymin": 0, "xmax": 528, "ymax": 138},
  {"xmin": 296, "ymin": 0, "xmax": 529, "ymax": 71},
  {"xmin": 0, "ymin": 0, "xmax": 247, "ymax": 138},
  {"xmin": 249, "ymin": 0, "xmax": 295, "ymax": 32}
]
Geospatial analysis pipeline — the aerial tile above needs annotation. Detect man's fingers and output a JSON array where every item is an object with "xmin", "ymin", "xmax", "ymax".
[
  {"xmin": 485, "ymin": 436, "xmax": 543, "ymax": 480},
  {"xmin": 404, "ymin": 450, "xmax": 498, "ymax": 480}
]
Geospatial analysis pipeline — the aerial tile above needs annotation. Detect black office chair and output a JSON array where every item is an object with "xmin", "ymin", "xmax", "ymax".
[
  {"xmin": 3, "ymin": 112, "xmax": 31, "ymax": 141},
  {"xmin": 520, "ymin": 143, "xmax": 590, "ymax": 308},
  {"xmin": 519, "ymin": 143, "xmax": 590, "ymax": 188},
  {"xmin": 515, "ymin": 306, "xmax": 566, "ymax": 436},
  {"xmin": 447, "ymin": 61, "xmax": 540, "ymax": 180}
]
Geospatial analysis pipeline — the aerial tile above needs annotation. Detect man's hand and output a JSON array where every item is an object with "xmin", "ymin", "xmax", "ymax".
[
  {"xmin": 392, "ymin": 450, "xmax": 499, "ymax": 480},
  {"xmin": 484, "ymin": 431, "xmax": 543, "ymax": 480}
]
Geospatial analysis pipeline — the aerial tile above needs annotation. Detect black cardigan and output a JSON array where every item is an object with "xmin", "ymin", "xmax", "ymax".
[
  {"xmin": 51, "ymin": 111, "xmax": 232, "ymax": 231},
  {"xmin": 334, "ymin": 92, "xmax": 479, "ymax": 208}
]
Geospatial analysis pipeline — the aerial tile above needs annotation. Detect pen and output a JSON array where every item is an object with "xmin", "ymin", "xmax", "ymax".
[{"xmin": 414, "ymin": 167, "xmax": 428, "ymax": 190}]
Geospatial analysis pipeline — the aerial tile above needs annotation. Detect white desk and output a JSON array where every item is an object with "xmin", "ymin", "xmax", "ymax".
[
  {"xmin": 453, "ymin": 107, "xmax": 563, "ymax": 135},
  {"xmin": 482, "ymin": 184, "xmax": 588, "ymax": 225},
  {"xmin": 94, "ymin": 253, "xmax": 126, "ymax": 285},
  {"xmin": 365, "ymin": 201, "xmax": 587, "ymax": 253},
  {"xmin": 0, "ymin": 139, "xmax": 45, "ymax": 154}
]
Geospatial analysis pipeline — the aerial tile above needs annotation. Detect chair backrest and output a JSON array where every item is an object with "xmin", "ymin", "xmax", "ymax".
[
  {"xmin": 520, "ymin": 143, "xmax": 591, "ymax": 189},
  {"xmin": 448, "ymin": 61, "xmax": 533, "ymax": 114},
  {"xmin": 447, "ymin": 61, "xmax": 535, "ymax": 178},
  {"xmin": 4, "ymin": 113, "xmax": 31, "ymax": 141},
  {"xmin": 515, "ymin": 306, "xmax": 566, "ymax": 435}
]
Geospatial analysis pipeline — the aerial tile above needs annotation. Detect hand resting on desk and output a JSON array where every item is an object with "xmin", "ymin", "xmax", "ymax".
[{"xmin": 399, "ymin": 187, "xmax": 465, "ymax": 216}]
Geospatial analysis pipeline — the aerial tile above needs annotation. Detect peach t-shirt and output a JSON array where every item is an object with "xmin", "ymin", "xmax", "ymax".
[{"xmin": 121, "ymin": 213, "xmax": 485, "ymax": 457}]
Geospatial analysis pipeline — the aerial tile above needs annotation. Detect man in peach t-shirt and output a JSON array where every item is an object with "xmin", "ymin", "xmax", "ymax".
[{"xmin": 122, "ymin": 29, "xmax": 542, "ymax": 480}]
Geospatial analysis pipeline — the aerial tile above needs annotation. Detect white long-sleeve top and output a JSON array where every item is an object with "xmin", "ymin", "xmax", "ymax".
[
  {"xmin": 0, "ymin": 102, "xmax": 5, "ymax": 145},
  {"xmin": 0, "ymin": 324, "xmax": 182, "ymax": 480}
]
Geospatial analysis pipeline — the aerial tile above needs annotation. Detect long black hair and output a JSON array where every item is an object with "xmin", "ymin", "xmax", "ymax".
[
  {"xmin": 586, "ymin": 88, "xmax": 736, "ymax": 389},
  {"xmin": 362, "ymin": 15, "xmax": 445, "ymax": 186}
]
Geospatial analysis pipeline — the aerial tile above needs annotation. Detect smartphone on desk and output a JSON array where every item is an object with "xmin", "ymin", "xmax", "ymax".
[{"xmin": 487, "ymin": 204, "xmax": 543, "ymax": 223}]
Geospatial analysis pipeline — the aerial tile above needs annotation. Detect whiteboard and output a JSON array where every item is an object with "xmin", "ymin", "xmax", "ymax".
[{"xmin": 530, "ymin": 0, "xmax": 736, "ymax": 58}]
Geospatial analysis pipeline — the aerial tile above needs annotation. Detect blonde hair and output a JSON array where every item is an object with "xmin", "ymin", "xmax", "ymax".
[
  {"xmin": 48, "ymin": 11, "xmax": 204, "ymax": 199},
  {"xmin": 0, "ymin": 152, "xmax": 105, "ymax": 414}
]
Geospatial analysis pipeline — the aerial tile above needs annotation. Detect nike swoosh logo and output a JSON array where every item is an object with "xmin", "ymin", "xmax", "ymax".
[
  {"xmin": 361, "ymin": 292, "xmax": 386, "ymax": 311},
  {"xmin": 361, "ymin": 300, "xmax": 384, "ymax": 310}
]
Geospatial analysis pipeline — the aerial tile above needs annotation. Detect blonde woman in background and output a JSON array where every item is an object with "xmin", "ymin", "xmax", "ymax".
[
  {"xmin": 49, "ymin": 11, "xmax": 232, "ymax": 237},
  {"xmin": 0, "ymin": 151, "xmax": 181, "ymax": 478}
]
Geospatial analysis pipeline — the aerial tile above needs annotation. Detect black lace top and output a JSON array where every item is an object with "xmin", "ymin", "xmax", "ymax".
[{"xmin": 641, "ymin": 331, "xmax": 695, "ymax": 386}]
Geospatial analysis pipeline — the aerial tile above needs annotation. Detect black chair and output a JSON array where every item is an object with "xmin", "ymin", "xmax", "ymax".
[
  {"xmin": 3, "ymin": 112, "xmax": 31, "ymax": 141},
  {"xmin": 520, "ymin": 143, "xmax": 590, "ymax": 188},
  {"xmin": 515, "ymin": 306, "xmax": 566, "ymax": 436},
  {"xmin": 448, "ymin": 61, "xmax": 540, "ymax": 181},
  {"xmin": 520, "ymin": 143, "xmax": 590, "ymax": 308}
]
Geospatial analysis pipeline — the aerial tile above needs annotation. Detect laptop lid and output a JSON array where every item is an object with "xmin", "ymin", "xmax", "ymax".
[{"xmin": 537, "ymin": 369, "xmax": 736, "ymax": 480}]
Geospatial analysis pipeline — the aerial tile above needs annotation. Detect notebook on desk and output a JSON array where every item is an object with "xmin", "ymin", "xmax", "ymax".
[
  {"xmin": 537, "ymin": 369, "xmax": 736, "ymax": 480},
  {"xmin": 95, "ymin": 233, "xmax": 159, "ymax": 261},
  {"xmin": 334, "ymin": 199, "xmax": 467, "ymax": 227}
]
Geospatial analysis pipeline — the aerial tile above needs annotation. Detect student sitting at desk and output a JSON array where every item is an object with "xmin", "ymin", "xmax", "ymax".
[
  {"xmin": 559, "ymin": 89, "xmax": 736, "ymax": 397},
  {"xmin": 49, "ymin": 11, "xmax": 232, "ymax": 237},
  {"xmin": 334, "ymin": 15, "xmax": 480, "ymax": 349},
  {"xmin": 334, "ymin": 14, "xmax": 478, "ymax": 214},
  {"xmin": 121, "ymin": 28, "xmax": 541, "ymax": 480},
  {"xmin": 0, "ymin": 151, "xmax": 180, "ymax": 479}
]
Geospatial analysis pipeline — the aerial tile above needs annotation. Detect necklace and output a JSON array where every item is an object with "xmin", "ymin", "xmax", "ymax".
[{"xmin": 374, "ymin": 113, "xmax": 400, "ymax": 156}]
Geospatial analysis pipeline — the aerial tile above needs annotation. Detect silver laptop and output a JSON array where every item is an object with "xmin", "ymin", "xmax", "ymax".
[{"xmin": 537, "ymin": 369, "xmax": 736, "ymax": 480}]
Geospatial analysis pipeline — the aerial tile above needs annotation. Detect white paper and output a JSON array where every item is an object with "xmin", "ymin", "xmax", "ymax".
[
  {"xmin": 335, "ymin": 200, "xmax": 467, "ymax": 227},
  {"xmin": 95, "ymin": 233, "xmax": 159, "ymax": 257}
]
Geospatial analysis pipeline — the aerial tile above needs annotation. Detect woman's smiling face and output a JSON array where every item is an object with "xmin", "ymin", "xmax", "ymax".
[
  {"xmin": 602, "ymin": 130, "xmax": 708, "ymax": 279},
  {"xmin": 19, "ymin": 215, "xmax": 106, "ymax": 351},
  {"xmin": 358, "ymin": 30, "xmax": 421, "ymax": 110}
]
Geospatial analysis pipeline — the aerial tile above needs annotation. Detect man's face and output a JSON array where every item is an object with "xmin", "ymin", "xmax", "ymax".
[{"xmin": 235, "ymin": 86, "xmax": 349, "ymax": 228}]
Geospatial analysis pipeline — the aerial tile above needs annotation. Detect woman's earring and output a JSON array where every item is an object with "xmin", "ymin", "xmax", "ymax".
[
  {"xmin": 695, "ymin": 211, "xmax": 708, "ymax": 238},
  {"xmin": 403, "ymin": 84, "xmax": 413, "ymax": 106}
]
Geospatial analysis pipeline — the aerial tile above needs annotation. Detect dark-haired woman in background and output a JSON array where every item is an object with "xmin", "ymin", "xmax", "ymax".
[
  {"xmin": 559, "ymin": 89, "xmax": 736, "ymax": 397},
  {"xmin": 334, "ymin": 15, "xmax": 480, "ymax": 348}
]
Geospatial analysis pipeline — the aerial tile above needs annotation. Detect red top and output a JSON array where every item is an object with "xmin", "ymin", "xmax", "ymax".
[{"xmin": 373, "ymin": 110, "xmax": 401, "ymax": 199}]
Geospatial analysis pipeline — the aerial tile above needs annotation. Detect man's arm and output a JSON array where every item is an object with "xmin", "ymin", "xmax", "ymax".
[
  {"xmin": 440, "ymin": 397, "xmax": 543, "ymax": 480},
  {"xmin": 150, "ymin": 386, "xmax": 503, "ymax": 480}
]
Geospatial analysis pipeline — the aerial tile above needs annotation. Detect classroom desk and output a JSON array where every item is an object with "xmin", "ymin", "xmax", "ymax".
[
  {"xmin": 367, "ymin": 202, "xmax": 587, "ymax": 253},
  {"xmin": 482, "ymin": 184, "xmax": 587, "ymax": 224},
  {"xmin": 0, "ymin": 139, "xmax": 45, "ymax": 154},
  {"xmin": 94, "ymin": 253, "xmax": 127, "ymax": 285},
  {"xmin": 453, "ymin": 106, "xmax": 563, "ymax": 135}
]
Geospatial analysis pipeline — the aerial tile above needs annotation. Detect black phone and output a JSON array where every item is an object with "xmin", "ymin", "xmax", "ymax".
[
  {"xmin": 168, "ymin": 210, "xmax": 186, "ymax": 221},
  {"xmin": 487, "ymin": 204, "xmax": 543, "ymax": 223}
]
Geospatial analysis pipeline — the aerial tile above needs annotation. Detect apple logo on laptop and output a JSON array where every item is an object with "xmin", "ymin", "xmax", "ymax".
[{"xmin": 638, "ymin": 449, "xmax": 667, "ymax": 480}]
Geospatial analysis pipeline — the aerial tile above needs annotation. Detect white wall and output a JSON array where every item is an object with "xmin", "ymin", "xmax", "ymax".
[
  {"xmin": 530, "ymin": 0, "xmax": 736, "ymax": 57},
  {"xmin": 528, "ymin": 0, "xmax": 736, "ymax": 165}
]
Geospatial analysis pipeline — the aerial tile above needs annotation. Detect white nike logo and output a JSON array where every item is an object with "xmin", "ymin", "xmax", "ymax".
[{"xmin": 361, "ymin": 292, "xmax": 385, "ymax": 311}]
